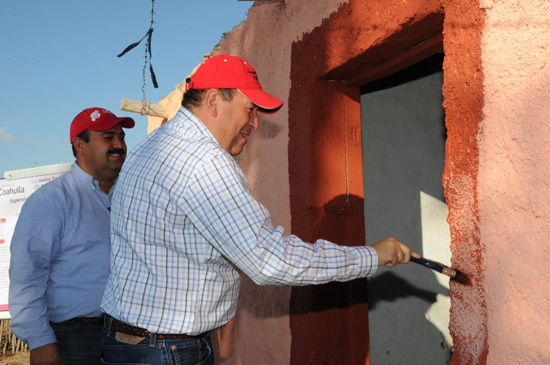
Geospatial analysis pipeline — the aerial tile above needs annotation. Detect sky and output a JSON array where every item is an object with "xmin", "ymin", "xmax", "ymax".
[{"xmin": 0, "ymin": 0, "xmax": 252, "ymax": 177}]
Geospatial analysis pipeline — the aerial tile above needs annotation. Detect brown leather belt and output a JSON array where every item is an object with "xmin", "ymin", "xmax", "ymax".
[
  {"xmin": 109, "ymin": 316, "xmax": 202, "ymax": 340},
  {"xmin": 69, "ymin": 316, "xmax": 104, "ymax": 324}
]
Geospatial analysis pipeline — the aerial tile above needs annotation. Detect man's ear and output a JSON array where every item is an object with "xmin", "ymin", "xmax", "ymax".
[
  {"xmin": 204, "ymin": 89, "xmax": 220, "ymax": 117},
  {"xmin": 72, "ymin": 137, "xmax": 86, "ymax": 156}
]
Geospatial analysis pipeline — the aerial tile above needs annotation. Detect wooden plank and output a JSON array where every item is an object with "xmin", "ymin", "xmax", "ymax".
[{"xmin": 120, "ymin": 98, "xmax": 168, "ymax": 119}]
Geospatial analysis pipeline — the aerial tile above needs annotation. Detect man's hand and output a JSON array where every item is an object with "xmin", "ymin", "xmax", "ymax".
[
  {"xmin": 371, "ymin": 237, "xmax": 420, "ymax": 267},
  {"xmin": 30, "ymin": 343, "xmax": 61, "ymax": 365}
]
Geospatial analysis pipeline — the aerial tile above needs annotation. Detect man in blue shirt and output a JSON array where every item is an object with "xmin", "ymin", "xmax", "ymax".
[
  {"xmin": 101, "ymin": 54, "xmax": 418, "ymax": 364},
  {"xmin": 9, "ymin": 107, "xmax": 135, "ymax": 365}
]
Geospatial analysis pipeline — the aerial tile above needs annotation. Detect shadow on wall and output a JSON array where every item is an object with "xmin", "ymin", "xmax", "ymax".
[
  {"xmin": 367, "ymin": 271, "xmax": 444, "ymax": 311},
  {"xmin": 367, "ymin": 266, "xmax": 452, "ymax": 360}
]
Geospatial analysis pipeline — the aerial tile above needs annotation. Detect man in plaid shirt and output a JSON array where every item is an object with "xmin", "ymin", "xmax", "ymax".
[{"xmin": 100, "ymin": 54, "xmax": 416, "ymax": 364}]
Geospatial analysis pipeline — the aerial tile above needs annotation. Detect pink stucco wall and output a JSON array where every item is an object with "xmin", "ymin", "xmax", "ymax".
[
  {"xmin": 147, "ymin": 0, "xmax": 550, "ymax": 363},
  {"xmin": 480, "ymin": 0, "xmax": 550, "ymax": 362}
]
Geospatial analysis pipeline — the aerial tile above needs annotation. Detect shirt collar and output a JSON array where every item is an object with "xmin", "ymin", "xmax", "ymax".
[
  {"xmin": 177, "ymin": 107, "xmax": 218, "ymax": 143},
  {"xmin": 72, "ymin": 162, "xmax": 116, "ymax": 194}
]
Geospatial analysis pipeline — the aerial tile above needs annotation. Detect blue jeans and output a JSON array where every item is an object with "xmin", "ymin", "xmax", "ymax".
[
  {"xmin": 101, "ymin": 317, "xmax": 215, "ymax": 365},
  {"xmin": 50, "ymin": 319, "xmax": 103, "ymax": 364}
]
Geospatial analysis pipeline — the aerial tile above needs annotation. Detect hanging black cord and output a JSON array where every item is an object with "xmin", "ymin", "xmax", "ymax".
[{"xmin": 117, "ymin": 0, "xmax": 158, "ymax": 97}]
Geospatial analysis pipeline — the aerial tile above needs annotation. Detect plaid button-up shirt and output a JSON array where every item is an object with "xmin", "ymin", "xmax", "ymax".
[{"xmin": 101, "ymin": 107, "xmax": 377, "ymax": 335}]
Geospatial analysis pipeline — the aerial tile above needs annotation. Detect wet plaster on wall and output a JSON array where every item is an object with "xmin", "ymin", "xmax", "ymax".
[
  {"xmin": 440, "ymin": 1, "xmax": 487, "ymax": 364},
  {"xmin": 480, "ymin": 0, "xmax": 550, "ymax": 363}
]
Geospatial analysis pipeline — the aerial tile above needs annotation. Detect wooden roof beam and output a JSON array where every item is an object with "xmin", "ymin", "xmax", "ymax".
[{"xmin": 120, "ymin": 98, "xmax": 169, "ymax": 119}]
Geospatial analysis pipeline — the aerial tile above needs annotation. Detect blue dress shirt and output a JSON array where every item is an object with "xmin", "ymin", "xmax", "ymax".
[{"xmin": 9, "ymin": 163, "xmax": 112, "ymax": 350}]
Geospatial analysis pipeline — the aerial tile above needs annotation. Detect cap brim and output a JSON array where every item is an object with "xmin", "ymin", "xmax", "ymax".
[
  {"xmin": 238, "ymin": 89, "xmax": 283, "ymax": 114},
  {"xmin": 88, "ymin": 117, "xmax": 135, "ymax": 132},
  {"xmin": 120, "ymin": 117, "xmax": 136, "ymax": 129}
]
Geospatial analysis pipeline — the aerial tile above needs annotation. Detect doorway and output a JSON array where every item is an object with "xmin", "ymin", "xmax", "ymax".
[{"xmin": 361, "ymin": 53, "xmax": 452, "ymax": 363}]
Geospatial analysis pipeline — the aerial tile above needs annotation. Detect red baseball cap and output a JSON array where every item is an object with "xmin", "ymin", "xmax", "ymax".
[
  {"xmin": 70, "ymin": 107, "xmax": 135, "ymax": 143},
  {"xmin": 185, "ymin": 54, "xmax": 284, "ymax": 114}
]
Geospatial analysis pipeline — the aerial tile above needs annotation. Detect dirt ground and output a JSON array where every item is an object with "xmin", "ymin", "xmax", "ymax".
[{"xmin": 0, "ymin": 351, "xmax": 29, "ymax": 364}]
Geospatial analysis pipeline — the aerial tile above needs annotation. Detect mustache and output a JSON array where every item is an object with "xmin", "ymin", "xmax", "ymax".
[{"xmin": 108, "ymin": 148, "xmax": 126, "ymax": 155}]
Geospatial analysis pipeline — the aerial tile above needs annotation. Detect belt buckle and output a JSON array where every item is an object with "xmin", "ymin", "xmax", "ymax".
[{"xmin": 115, "ymin": 332, "xmax": 146, "ymax": 345}]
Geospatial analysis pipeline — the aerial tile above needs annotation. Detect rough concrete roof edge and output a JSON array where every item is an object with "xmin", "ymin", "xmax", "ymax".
[{"xmin": 216, "ymin": 20, "xmax": 247, "ymax": 48}]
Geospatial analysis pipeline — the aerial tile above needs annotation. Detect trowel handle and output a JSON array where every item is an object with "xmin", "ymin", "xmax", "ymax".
[
  {"xmin": 410, "ymin": 256, "xmax": 444, "ymax": 273},
  {"xmin": 410, "ymin": 256, "xmax": 456, "ymax": 278}
]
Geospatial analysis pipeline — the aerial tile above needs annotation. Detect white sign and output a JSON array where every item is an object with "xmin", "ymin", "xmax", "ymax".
[{"xmin": 0, "ymin": 163, "xmax": 72, "ymax": 319}]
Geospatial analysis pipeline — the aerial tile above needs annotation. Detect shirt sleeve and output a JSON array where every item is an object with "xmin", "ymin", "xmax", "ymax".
[
  {"xmin": 183, "ymin": 155, "xmax": 378, "ymax": 286},
  {"xmin": 9, "ymin": 189, "xmax": 63, "ymax": 350}
]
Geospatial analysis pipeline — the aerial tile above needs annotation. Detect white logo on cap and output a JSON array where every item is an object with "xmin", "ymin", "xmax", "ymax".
[{"xmin": 90, "ymin": 110, "xmax": 101, "ymax": 122}]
